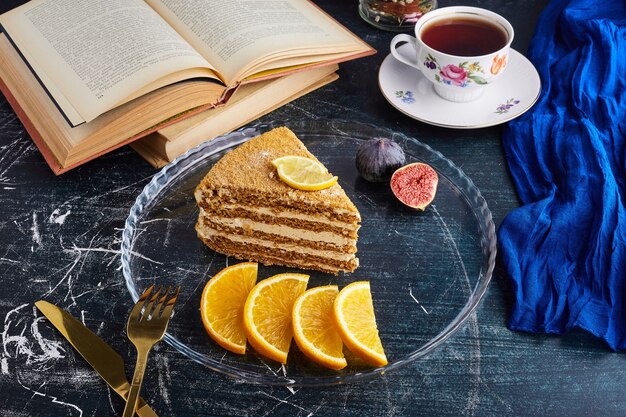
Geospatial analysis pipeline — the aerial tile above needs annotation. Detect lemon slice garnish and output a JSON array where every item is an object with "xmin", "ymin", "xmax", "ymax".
[{"xmin": 271, "ymin": 156, "xmax": 338, "ymax": 191}]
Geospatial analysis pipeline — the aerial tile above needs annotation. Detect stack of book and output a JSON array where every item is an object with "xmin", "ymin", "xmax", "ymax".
[{"xmin": 0, "ymin": 0, "xmax": 374, "ymax": 173}]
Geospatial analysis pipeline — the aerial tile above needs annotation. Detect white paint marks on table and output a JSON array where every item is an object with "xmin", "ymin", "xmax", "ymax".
[
  {"xmin": 65, "ymin": 243, "xmax": 163, "ymax": 269},
  {"xmin": 258, "ymin": 358, "xmax": 281, "ymax": 377},
  {"xmin": 106, "ymin": 385, "xmax": 117, "ymax": 414},
  {"xmin": 41, "ymin": 249, "xmax": 83, "ymax": 301},
  {"xmin": 285, "ymin": 102, "xmax": 320, "ymax": 120},
  {"xmin": 1, "ymin": 304, "xmax": 66, "ymax": 376},
  {"xmin": 30, "ymin": 211, "xmax": 42, "ymax": 252},
  {"xmin": 49, "ymin": 208, "xmax": 71, "ymax": 226},
  {"xmin": 280, "ymin": 364, "xmax": 298, "ymax": 395},
  {"xmin": 16, "ymin": 377, "xmax": 83, "ymax": 417},
  {"xmin": 139, "ymin": 218, "xmax": 172, "ymax": 225},
  {"xmin": 31, "ymin": 313, "xmax": 66, "ymax": 364},
  {"xmin": 257, "ymin": 389, "xmax": 310, "ymax": 417},
  {"xmin": 155, "ymin": 352, "xmax": 173, "ymax": 407},
  {"xmin": 0, "ymin": 357, "xmax": 7, "ymax": 375},
  {"xmin": 408, "ymin": 287, "xmax": 430, "ymax": 315},
  {"xmin": 39, "ymin": 235, "xmax": 129, "ymax": 306},
  {"xmin": 305, "ymin": 402, "xmax": 326, "ymax": 417},
  {"xmin": 256, "ymin": 359, "xmax": 300, "ymax": 394},
  {"xmin": 0, "ymin": 257, "xmax": 19, "ymax": 264},
  {"xmin": 0, "ymin": 136, "xmax": 34, "ymax": 184}
]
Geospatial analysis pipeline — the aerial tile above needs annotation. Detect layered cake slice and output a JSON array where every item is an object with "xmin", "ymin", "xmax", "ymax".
[{"xmin": 194, "ymin": 127, "xmax": 360, "ymax": 274}]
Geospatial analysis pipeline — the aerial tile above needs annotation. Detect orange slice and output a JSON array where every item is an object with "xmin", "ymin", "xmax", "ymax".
[
  {"xmin": 200, "ymin": 262, "xmax": 258, "ymax": 354},
  {"xmin": 333, "ymin": 281, "xmax": 387, "ymax": 367},
  {"xmin": 292, "ymin": 285, "xmax": 347, "ymax": 370},
  {"xmin": 271, "ymin": 156, "xmax": 338, "ymax": 191},
  {"xmin": 243, "ymin": 273, "xmax": 309, "ymax": 363}
]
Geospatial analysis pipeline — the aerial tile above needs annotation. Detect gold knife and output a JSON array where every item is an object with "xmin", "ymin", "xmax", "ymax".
[{"xmin": 35, "ymin": 300, "xmax": 159, "ymax": 417}]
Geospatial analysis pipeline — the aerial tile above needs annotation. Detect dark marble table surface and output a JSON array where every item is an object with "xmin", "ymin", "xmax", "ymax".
[{"xmin": 2, "ymin": 1, "xmax": 625, "ymax": 416}]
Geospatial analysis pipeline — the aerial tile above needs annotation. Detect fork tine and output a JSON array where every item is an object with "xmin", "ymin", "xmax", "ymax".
[
  {"xmin": 140, "ymin": 286, "xmax": 162, "ymax": 322},
  {"xmin": 153, "ymin": 286, "xmax": 171, "ymax": 318},
  {"xmin": 129, "ymin": 284, "xmax": 154, "ymax": 320},
  {"xmin": 159, "ymin": 286, "xmax": 180, "ymax": 320}
]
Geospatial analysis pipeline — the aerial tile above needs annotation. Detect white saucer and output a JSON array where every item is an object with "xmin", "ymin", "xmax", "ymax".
[{"xmin": 378, "ymin": 45, "xmax": 541, "ymax": 129}]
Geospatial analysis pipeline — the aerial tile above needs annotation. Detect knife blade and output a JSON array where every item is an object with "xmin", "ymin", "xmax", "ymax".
[{"xmin": 35, "ymin": 300, "xmax": 159, "ymax": 417}]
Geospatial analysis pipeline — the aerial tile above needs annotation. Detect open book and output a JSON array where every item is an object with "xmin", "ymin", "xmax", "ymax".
[{"xmin": 0, "ymin": 0, "xmax": 374, "ymax": 173}]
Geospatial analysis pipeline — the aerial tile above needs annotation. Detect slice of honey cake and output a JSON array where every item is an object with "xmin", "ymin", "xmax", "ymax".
[{"xmin": 194, "ymin": 126, "xmax": 360, "ymax": 274}]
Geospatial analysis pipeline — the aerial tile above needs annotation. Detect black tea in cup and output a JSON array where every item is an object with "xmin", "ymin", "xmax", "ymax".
[{"xmin": 420, "ymin": 16, "xmax": 508, "ymax": 56}]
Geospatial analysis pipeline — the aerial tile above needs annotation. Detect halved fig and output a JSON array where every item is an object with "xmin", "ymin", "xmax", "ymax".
[{"xmin": 390, "ymin": 162, "xmax": 438, "ymax": 210}]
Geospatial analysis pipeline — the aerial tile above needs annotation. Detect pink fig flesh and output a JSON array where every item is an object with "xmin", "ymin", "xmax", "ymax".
[{"xmin": 390, "ymin": 162, "xmax": 438, "ymax": 210}]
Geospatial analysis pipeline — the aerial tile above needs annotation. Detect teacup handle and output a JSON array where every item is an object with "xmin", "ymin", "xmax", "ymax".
[{"xmin": 390, "ymin": 34, "xmax": 421, "ymax": 70}]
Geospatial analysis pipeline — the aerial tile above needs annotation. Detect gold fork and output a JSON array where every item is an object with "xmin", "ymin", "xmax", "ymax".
[{"xmin": 123, "ymin": 285, "xmax": 180, "ymax": 417}]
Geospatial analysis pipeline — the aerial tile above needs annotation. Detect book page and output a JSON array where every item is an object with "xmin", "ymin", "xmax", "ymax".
[
  {"xmin": 146, "ymin": 0, "xmax": 362, "ymax": 85},
  {"xmin": 0, "ymin": 0, "xmax": 219, "ymax": 125}
]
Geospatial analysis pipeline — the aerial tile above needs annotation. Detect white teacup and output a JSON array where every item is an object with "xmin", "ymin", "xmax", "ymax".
[{"xmin": 390, "ymin": 6, "xmax": 514, "ymax": 102}]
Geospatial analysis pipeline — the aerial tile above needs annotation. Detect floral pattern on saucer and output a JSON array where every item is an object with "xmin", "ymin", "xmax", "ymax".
[
  {"xmin": 495, "ymin": 98, "xmax": 520, "ymax": 114},
  {"xmin": 395, "ymin": 90, "xmax": 415, "ymax": 103},
  {"xmin": 424, "ymin": 54, "xmax": 488, "ymax": 87}
]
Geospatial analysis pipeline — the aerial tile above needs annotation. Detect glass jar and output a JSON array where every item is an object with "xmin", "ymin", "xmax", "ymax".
[{"xmin": 359, "ymin": 0, "xmax": 437, "ymax": 32}]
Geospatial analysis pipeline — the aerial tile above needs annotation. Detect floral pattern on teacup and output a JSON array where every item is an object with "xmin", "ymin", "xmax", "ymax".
[
  {"xmin": 424, "ymin": 54, "xmax": 488, "ymax": 87},
  {"xmin": 495, "ymin": 98, "xmax": 520, "ymax": 114},
  {"xmin": 439, "ymin": 65, "xmax": 468, "ymax": 86},
  {"xmin": 491, "ymin": 54, "xmax": 508, "ymax": 75},
  {"xmin": 395, "ymin": 90, "xmax": 415, "ymax": 104}
]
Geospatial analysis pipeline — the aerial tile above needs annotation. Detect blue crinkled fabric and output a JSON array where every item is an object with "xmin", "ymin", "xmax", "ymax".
[{"xmin": 499, "ymin": 0, "xmax": 626, "ymax": 349}]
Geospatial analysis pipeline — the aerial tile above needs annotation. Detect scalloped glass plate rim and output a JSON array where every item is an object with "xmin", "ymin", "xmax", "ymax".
[{"xmin": 120, "ymin": 119, "xmax": 496, "ymax": 386}]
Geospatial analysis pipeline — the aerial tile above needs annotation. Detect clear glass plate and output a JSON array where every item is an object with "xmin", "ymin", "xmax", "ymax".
[{"xmin": 121, "ymin": 119, "xmax": 496, "ymax": 386}]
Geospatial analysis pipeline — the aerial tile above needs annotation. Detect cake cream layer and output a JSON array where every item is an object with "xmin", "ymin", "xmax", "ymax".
[
  {"xmin": 197, "ymin": 211, "xmax": 357, "ymax": 253},
  {"xmin": 197, "ymin": 227, "xmax": 359, "ymax": 274},
  {"xmin": 198, "ymin": 207, "xmax": 358, "ymax": 245},
  {"xmin": 195, "ymin": 189, "xmax": 360, "ymax": 224},
  {"xmin": 196, "ymin": 223, "xmax": 357, "ymax": 262},
  {"xmin": 199, "ymin": 203, "xmax": 360, "ymax": 236}
]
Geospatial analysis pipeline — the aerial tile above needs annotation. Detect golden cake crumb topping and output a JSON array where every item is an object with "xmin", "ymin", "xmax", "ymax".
[{"xmin": 196, "ymin": 127, "xmax": 359, "ymax": 216}]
